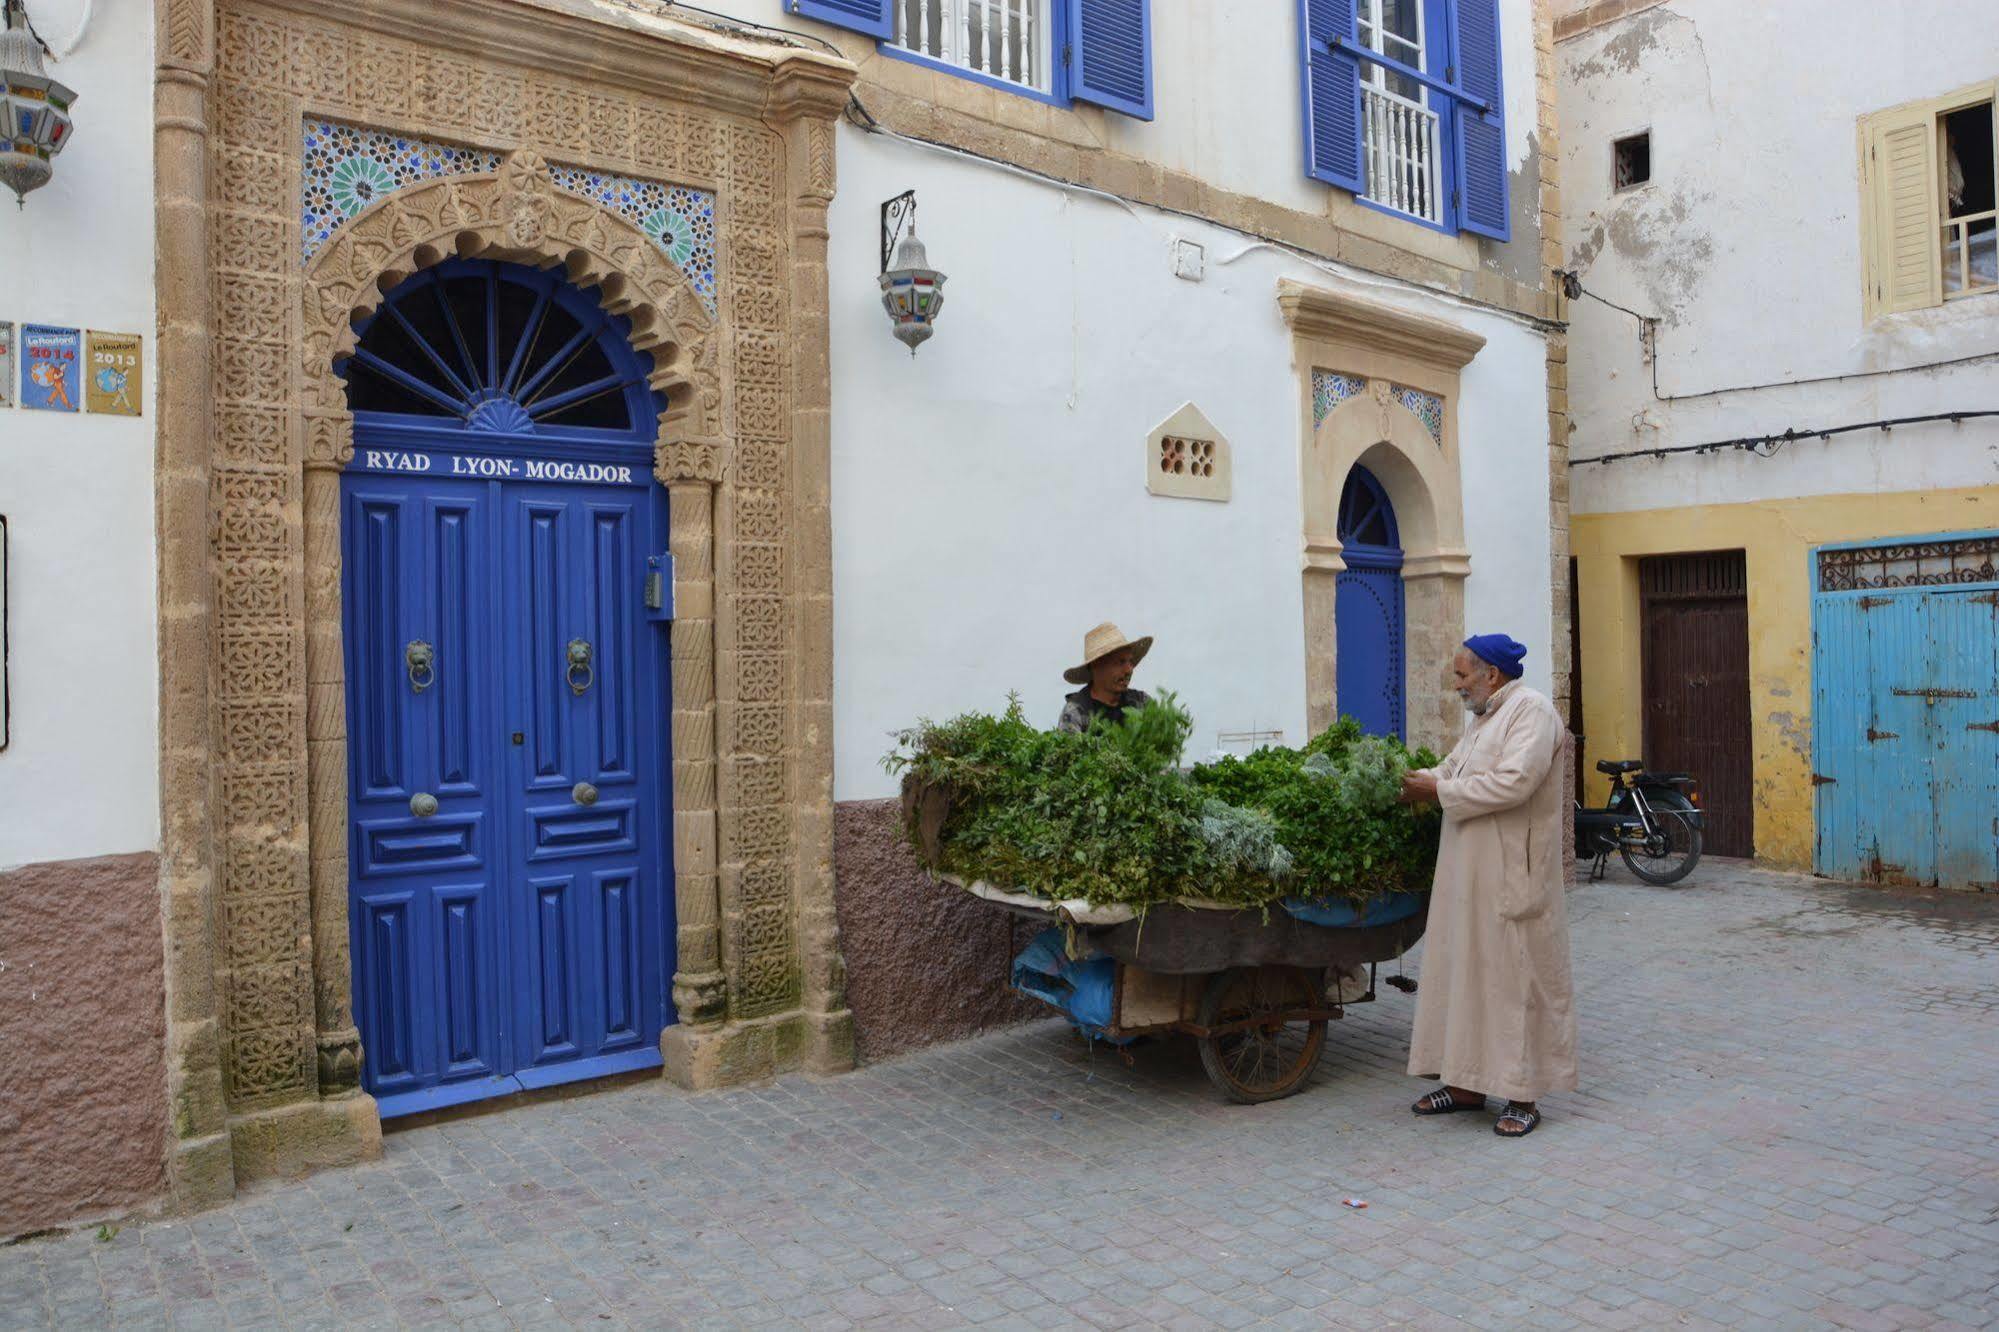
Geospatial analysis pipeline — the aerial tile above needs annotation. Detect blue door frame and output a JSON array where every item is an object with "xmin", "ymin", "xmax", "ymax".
[
  {"xmin": 340, "ymin": 260, "xmax": 676, "ymax": 1117},
  {"xmin": 1335, "ymin": 465, "xmax": 1407, "ymax": 739},
  {"xmin": 1811, "ymin": 531, "xmax": 1999, "ymax": 890}
]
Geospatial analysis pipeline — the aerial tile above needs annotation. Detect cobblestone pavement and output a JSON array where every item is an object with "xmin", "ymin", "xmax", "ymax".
[{"xmin": 5, "ymin": 862, "xmax": 1998, "ymax": 1331}]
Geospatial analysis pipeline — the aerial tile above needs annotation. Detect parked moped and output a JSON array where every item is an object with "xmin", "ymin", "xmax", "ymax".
[{"xmin": 1575, "ymin": 760, "xmax": 1704, "ymax": 885}]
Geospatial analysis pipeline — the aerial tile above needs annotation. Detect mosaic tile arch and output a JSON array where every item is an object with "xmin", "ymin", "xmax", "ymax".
[
  {"xmin": 301, "ymin": 122, "xmax": 721, "ymax": 315},
  {"xmin": 548, "ymin": 165, "xmax": 718, "ymax": 315},
  {"xmin": 1394, "ymin": 385, "xmax": 1444, "ymax": 446},
  {"xmin": 302, "ymin": 119, "xmax": 500, "ymax": 260},
  {"xmin": 1312, "ymin": 369, "xmax": 1367, "ymax": 427},
  {"xmin": 1310, "ymin": 368, "xmax": 1444, "ymax": 446}
]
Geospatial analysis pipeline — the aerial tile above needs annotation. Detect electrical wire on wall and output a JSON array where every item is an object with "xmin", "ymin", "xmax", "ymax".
[
  {"xmin": 844, "ymin": 93, "xmax": 1567, "ymax": 337},
  {"xmin": 12, "ymin": 0, "xmax": 89, "ymax": 58},
  {"xmin": 1571, "ymin": 410, "xmax": 1999, "ymax": 467},
  {"xmin": 1554, "ymin": 269, "xmax": 1999, "ymax": 404}
]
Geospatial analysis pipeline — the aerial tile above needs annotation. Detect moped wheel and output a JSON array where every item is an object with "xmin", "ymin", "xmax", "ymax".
[
  {"xmin": 1620, "ymin": 791, "xmax": 1703, "ymax": 885},
  {"xmin": 1195, "ymin": 966, "xmax": 1327, "ymax": 1104}
]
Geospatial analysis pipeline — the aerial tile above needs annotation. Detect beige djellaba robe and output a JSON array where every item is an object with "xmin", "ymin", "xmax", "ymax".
[{"xmin": 1406, "ymin": 679, "xmax": 1578, "ymax": 1102}]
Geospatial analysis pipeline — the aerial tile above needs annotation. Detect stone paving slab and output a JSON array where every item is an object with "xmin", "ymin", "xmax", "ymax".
[{"xmin": 4, "ymin": 862, "xmax": 1998, "ymax": 1330}]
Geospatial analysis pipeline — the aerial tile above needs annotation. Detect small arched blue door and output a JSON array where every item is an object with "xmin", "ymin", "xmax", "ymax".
[
  {"xmin": 339, "ymin": 258, "xmax": 675, "ymax": 1117},
  {"xmin": 1335, "ymin": 465, "xmax": 1407, "ymax": 739}
]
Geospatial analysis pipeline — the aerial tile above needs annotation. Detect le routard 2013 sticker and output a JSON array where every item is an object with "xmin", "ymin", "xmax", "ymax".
[{"xmin": 87, "ymin": 330, "xmax": 144, "ymax": 416}]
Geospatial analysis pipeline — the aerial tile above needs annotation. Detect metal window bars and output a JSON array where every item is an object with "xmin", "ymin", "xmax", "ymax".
[
  {"xmin": 1942, "ymin": 210, "xmax": 1997, "ymax": 299},
  {"xmin": 1362, "ymin": 84, "xmax": 1443, "ymax": 225},
  {"xmin": 896, "ymin": 0, "xmax": 1041, "ymax": 92},
  {"xmin": 1329, "ymin": 35, "xmax": 1490, "ymax": 228}
]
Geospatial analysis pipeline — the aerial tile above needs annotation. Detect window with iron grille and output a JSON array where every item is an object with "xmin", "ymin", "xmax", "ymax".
[
  {"xmin": 793, "ymin": 0, "xmax": 1152, "ymax": 119},
  {"xmin": 1299, "ymin": 0, "xmax": 1510, "ymax": 240},
  {"xmin": 1354, "ymin": 0, "xmax": 1442, "ymax": 224},
  {"xmin": 1860, "ymin": 81, "xmax": 1997, "ymax": 316},
  {"xmin": 892, "ymin": 0, "xmax": 1050, "ymax": 94}
]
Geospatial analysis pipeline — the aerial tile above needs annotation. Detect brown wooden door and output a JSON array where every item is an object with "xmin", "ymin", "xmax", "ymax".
[{"xmin": 1640, "ymin": 553, "xmax": 1754, "ymax": 858}]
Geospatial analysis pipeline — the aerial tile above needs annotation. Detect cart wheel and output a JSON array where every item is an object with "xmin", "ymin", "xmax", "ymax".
[{"xmin": 1195, "ymin": 966, "xmax": 1328, "ymax": 1104}]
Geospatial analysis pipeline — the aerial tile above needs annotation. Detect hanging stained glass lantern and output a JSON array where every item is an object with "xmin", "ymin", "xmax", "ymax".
[
  {"xmin": 879, "ymin": 230, "xmax": 946, "ymax": 356},
  {"xmin": 0, "ymin": 1, "xmax": 76, "ymax": 207}
]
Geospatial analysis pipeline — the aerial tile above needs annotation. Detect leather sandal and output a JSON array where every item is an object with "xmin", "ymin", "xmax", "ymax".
[
  {"xmin": 1411, "ymin": 1088, "xmax": 1484, "ymax": 1115},
  {"xmin": 1494, "ymin": 1102, "xmax": 1542, "ymax": 1137}
]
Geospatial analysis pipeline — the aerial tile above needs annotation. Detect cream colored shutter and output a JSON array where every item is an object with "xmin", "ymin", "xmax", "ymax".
[{"xmin": 1866, "ymin": 104, "xmax": 1943, "ymax": 315}]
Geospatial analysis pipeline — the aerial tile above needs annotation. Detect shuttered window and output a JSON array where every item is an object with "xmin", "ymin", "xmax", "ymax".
[
  {"xmin": 1297, "ymin": 0, "xmax": 1509, "ymax": 239},
  {"xmin": 794, "ymin": 0, "xmax": 1152, "ymax": 119},
  {"xmin": 1859, "ymin": 84, "xmax": 1998, "ymax": 318}
]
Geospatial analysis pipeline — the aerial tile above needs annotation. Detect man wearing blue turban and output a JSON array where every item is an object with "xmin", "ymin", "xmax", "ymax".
[{"xmin": 1397, "ymin": 634, "xmax": 1577, "ymax": 1137}]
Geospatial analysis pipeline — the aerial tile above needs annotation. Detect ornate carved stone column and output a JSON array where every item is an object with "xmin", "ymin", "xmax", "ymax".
[
  {"xmin": 301, "ymin": 412, "xmax": 362, "ymax": 1094},
  {"xmin": 769, "ymin": 65, "xmax": 857, "ymax": 1076},
  {"xmin": 153, "ymin": 0, "xmax": 236, "ymax": 1210},
  {"xmin": 656, "ymin": 442, "xmax": 729, "ymax": 1030}
]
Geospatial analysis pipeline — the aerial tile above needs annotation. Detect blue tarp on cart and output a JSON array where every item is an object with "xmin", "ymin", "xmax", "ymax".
[
  {"xmin": 1279, "ymin": 888, "xmax": 1427, "ymax": 928},
  {"xmin": 1010, "ymin": 927, "xmax": 1134, "ymax": 1042}
]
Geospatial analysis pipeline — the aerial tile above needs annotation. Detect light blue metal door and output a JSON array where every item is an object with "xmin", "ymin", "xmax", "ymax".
[{"xmin": 1814, "ymin": 565, "xmax": 1999, "ymax": 889}]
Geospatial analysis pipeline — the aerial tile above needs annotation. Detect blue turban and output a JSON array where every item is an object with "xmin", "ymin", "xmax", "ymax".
[{"xmin": 1464, "ymin": 633, "xmax": 1527, "ymax": 679}]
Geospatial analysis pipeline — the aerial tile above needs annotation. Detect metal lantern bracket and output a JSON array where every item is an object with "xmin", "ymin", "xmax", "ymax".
[{"xmin": 880, "ymin": 189, "xmax": 916, "ymax": 275}]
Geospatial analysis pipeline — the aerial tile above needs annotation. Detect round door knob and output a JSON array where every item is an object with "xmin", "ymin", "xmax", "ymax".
[
  {"xmin": 410, "ymin": 792, "xmax": 439, "ymax": 818},
  {"xmin": 572, "ymin": 782, "xmax": 599, "ymax": 806}
]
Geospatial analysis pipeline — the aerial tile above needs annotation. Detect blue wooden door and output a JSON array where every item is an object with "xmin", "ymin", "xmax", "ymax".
[
  {"xmin": 343, "ymin": 478, "xmax": 508, "ymax": 1103},
  {"xmin": 1814, "ymin": 578, "xmax": 1999, "ymax": 889},
  {"xmin": 502, "ymin": 484, "xmax": 669, "ymax": 1087},
  {"xmin": 1335, "ymin": 466, "xmax": 1406, "ymax": 738},
  {"xmin": 341, "ymin": 260, "xmax": 674, "ymax": 1117}
]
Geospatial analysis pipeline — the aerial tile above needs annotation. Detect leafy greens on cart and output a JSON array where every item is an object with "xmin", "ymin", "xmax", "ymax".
[{"xmin": 887, "ymin": 693, "xmax": 1442, "ymax": 913}]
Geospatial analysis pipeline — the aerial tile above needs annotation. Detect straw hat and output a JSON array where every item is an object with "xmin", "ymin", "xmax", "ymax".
[{"xmin": 1063, "ymin": 622, "xmax": 1153, "ymax": 685}]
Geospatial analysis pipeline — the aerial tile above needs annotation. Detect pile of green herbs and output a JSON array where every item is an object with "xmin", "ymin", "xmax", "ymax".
[{"xmin": 885, "ymin": 694, "xmax": 1441, "ymax": 911}]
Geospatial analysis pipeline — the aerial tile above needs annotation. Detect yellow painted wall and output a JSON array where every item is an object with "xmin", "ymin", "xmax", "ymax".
[{"xmin": 1571, "ymin": 486, "xmax": 1999, "ymax": 869}]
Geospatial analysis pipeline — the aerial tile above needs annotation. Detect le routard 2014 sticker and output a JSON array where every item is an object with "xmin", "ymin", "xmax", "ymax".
[
  {"xmin": 86, "ymin": 330, "xmax": 144, "ymax": 416},
  {"xmin": 20, "ymin": 324, "xmax": 81, "ymax": 413}
]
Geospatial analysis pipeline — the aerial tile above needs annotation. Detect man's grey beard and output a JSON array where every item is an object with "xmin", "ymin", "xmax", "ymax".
[{"xmin": 1466, "ymin": 695, "xmax": 1490, "ymax": 716}]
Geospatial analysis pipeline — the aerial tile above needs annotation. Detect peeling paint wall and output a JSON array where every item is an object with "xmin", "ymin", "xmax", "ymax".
[
  {"xmin": 1559, "ymin": 0, "xmax": 1999, "ymax": 873},
  {"xmin": 1574, "ymin": 488, "xmax": 1999, "ymax": 869},
  {"xmin": 1559, "ymin": 1, "xmax": 1999, "ymax": 515}
]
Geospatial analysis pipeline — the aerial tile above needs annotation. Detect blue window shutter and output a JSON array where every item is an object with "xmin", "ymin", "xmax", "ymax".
[
  {"xmin": 1067, "ymin": 0, "xmax": 1153, "ymax": 120},
  {"xmin": 1299, "ymin": 0, "xmax": 1364, "ymax": 193},
  {"xmin": 1450, "ymin": 0, "xmax": 1510, "ymax": 239},
  {"xmin": 788, "ymin": 0, "xmax": 893, "ymax": 40}
]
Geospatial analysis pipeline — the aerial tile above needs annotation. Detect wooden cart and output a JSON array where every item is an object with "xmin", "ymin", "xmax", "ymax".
[{"xmin": 969, "ymin": 885, "xmax": 1428, "ymax": 1104}]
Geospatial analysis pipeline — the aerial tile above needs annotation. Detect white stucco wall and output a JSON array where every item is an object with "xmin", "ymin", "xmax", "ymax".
[
  {"xmin": 1559, "ymin": 0, "xmax": 1999, "ymax": 516},
  {"xmin": 0, "ymin": 1, "xmax": 160, "ymax": 867},
  {"xmin": 827, "ymin": 127, "xmax": 1553, "ymax": 799},
  {"xmin": 698, "ymin": 0, "xmax": 1546, "ymax": 272}
]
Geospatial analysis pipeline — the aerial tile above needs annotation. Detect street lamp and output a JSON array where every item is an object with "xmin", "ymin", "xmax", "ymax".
[
  {"xmin": 878, "ymin": 190, "xmax": 946, "ymax": 356},
  {"xmin": 0, "ymin": 0, "xmax": 77, "ymax": 207}
]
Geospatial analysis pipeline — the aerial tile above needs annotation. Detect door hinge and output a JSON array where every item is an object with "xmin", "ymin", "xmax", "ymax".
[
  {"xmin": 1858, "ymin": 595, "xmax": 1893, "ymax": 609},
  {"xmin": 1811, "ymin": 773, "xmax": 1838, "ymax": 786},
  {"xmin": 1968, "ymin": 720, "xmax": 1999, "ymax": 734},
  {"xmin": 1970, "ymin": 591, "xmax": 1999, "ymax": 606},
  {"xmin": 1062, "ymin": 42, "xmax": 1072, "ymax": 65},
  {"xmin": 1866, "ymin": 728, "xmax": 1899, "ymax": 742}
]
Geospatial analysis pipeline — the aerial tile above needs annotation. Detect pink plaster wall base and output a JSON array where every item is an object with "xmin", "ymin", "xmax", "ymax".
[{"xmin": 0, "ymin": 852, "xmax": 168, "ymax": 1239}]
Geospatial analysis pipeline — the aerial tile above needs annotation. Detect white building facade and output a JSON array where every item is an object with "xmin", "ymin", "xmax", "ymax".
[
  {"xmin": 0, "ymin": 0, "xmax": 1567, "ymax": 1234},
  {"xmin": 1558, "ymin": 0, "xmax": 1999, "ymax": 879}
]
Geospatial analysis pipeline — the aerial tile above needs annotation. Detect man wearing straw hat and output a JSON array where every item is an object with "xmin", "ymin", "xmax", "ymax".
[{"xmin": 1056, "ymin": 622, "xmax": 1154, "ymax": 733}]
